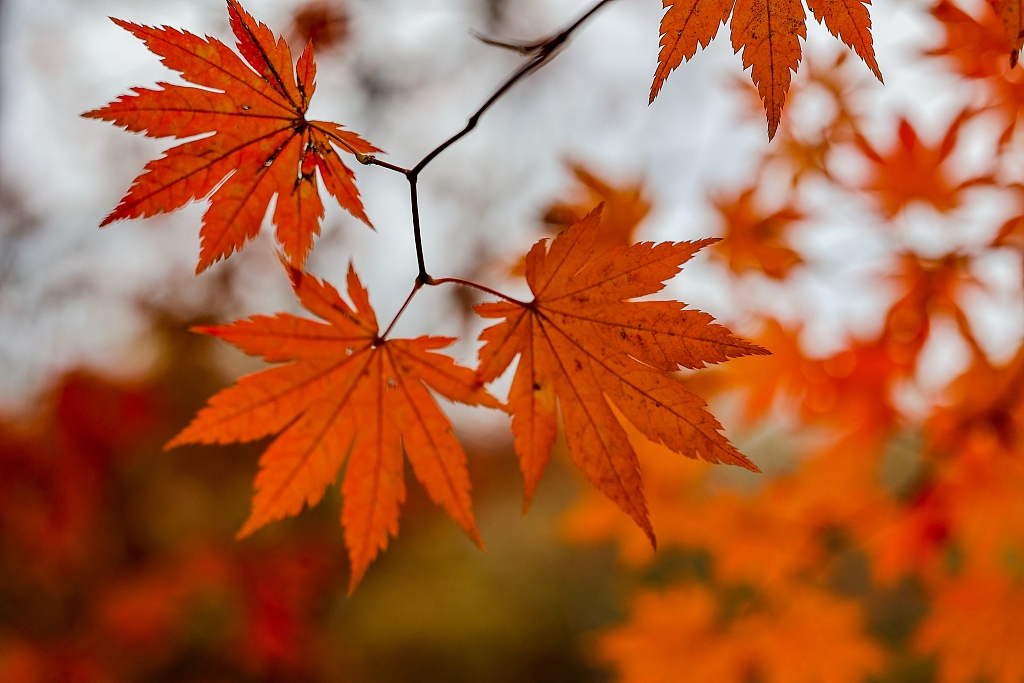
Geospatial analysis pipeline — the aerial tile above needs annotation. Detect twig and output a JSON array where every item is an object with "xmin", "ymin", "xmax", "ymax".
[
  {"xmin": 410, "ymin": 0, "xmax": 620, "ymax": 178},
  {"xmin": 356, "ymin": 0, "xmax": 619, "ymax": 286}
]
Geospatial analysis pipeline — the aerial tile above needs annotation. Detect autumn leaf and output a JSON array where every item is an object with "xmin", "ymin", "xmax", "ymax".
[
  {"xmin": 512, "ymin": 163, "xmax": 651, "ymax": 275},
  {"xmin": 475, "ymin": 206, "xmax": 767, "ymax": 541},
  {"xmin": 84, "ymin": 0, "xmax": 380, "ymax": 272},
  {"xmin": 601, "ymin": 584, "xmax": 882, "ymax": 683},
  {"xmin": 917, "ymin": 576, "xmax": 1024, "ymax": 683},
  {"xmin": 711, "ymin": 187, "xmax": 804, "ymax": 279},
  {"xmin": 650, "ymin": 0, "xmax": 882, "ymax": 138},
  {"xmin": 929, "ymin": 0, "xmax": 1014, "ymax": 79},
  {"xmin": 167, "ymin": 265, "xmax": 500, "ymax": 591},
  {"xmin": 855, "ymin": 112, "xmax": 994, "ymax": 217},
  {"xmin": 927, "ymin": 1, "xmax": 1024, "ymax": 144},
  {"xmin": 542, "ymin": 164, "xmax": 651, "ymax": 249},
  {"xmin": 290, "ymin": 0, "xmax": 350, "ymax": 51},
  {"xmin": 989, "ymin": 0, "xmax": 1024, "ymax": 67}
]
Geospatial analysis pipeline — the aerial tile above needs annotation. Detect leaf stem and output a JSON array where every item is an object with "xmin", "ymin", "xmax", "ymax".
[
  {"xmin": 428, "ymin": 276, "xmax": 529, "ymax": 307},
  {"xmin": 355, "ymin": 153, "xmax": 409, "ymax": 174},
  {"xmin": 381, "ymin": 280, "xmax": 424, "ymax": 340}
]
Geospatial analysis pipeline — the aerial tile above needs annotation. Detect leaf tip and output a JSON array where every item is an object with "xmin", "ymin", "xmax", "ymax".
[
  {"xmin": 346, "ymin": 563, "xmax": 369, "ymax": 596},
  {"xmin": 521, "ymin": 486, "xmax": 537, "ymax": 516},
  {"xmin": 163, "ymin": 431, "xmax": 189, "ymax": 451},
  {"xmin": 188, "ymin": 324, "xmax": 223, "ymax": 337},
  {"xmin": 281, "ymin": 257, "xmax": 305, "ymax": 289},
  {"xmin": 236, "ymin": 507, "xmax": 270, "ymax": 541},
  {"xmin": 645, "ymin": 525, "xmax": 657, "ymax": 551},
  {"xmin": 466, "ymin": 526, "xmax": 486, "ymax": 551}
]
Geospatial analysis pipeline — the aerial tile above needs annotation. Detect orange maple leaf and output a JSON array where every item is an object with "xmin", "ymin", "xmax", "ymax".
[
  {"xmin": 928, "ymin": 348, "xmax": 1024, "ymax": 455},
  {"xmin": 711, "ymin": 187, "xmax": 804, "ymax": 279},
  {"xmin": 84, "ymin": 0, "xmax": 380, "ymax": 272},
  {"xmin": 928, "ymin": 1, "xmax": 1024, "ymax": 144},
  {"xmin": 542, "ymin": 164, "xmax": 652, "ymax": 249},
  {"xmin": 601, "ymin": 584, "xmax": 882, "ymax": 683},
  {"xmin": 917, "ymin": 576, "xmax": 1024, "ymax": 683},
  {"xmin": 855, "ymin": 112, "xmax": 993, "ymax": 217},
  {"xmin": 512, "ymin": 164, "xmax": 651, "ymax": 276},
  {"xmin": 475, "ymin": 206, "xmax": 767, "ymax": 542},
  {"xmin": 930, "ymin": 0, "xmax": 1021, "ymax": 77},
  {"xmin": 989, "ymin": 0, "xmax": 1024, "ymax": 67},
  {"xmin": 167, "ymin": 266, "xmax": 500, "ymax": 591},
  {"xmin": 650, "ymin": 0, "xmax": 882, "ymax": 138}
]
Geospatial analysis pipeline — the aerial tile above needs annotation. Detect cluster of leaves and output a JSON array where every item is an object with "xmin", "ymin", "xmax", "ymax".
[
  {"xmin": 565, "ymin": 3, "xmax": 1024, "ymax": 681},
  {"xmin": 84, "ymin": 0, "xmax": 784, "ymax": 590},
  {"xmin": 652, "ymin": 0, "xmax": 881, "ymax": 138}
]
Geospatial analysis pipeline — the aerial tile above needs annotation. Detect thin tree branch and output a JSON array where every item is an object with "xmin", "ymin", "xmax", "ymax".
[
  {"xmin": 410, "ymin": 0, "xmax": 618, "ymax": 178},
  {"xmin": 469, "ymin": 30, "xmax": 540, "ymax": 55},
  {"xmin": 409, "ymin": 177, "xmax": 428, "ymax": 282},
  {"xmin": 354, "ymin": 0, "xmax": 619, "ymax": 286}
]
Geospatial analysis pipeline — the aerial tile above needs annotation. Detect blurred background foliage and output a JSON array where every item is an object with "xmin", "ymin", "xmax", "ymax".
[{"xmin": 0, "ymin": 318, "xmax": 626, "ymax": 682}]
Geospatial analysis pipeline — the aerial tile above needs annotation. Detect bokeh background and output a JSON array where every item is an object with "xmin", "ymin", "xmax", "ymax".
[{"xmin": 3, "ymin": 0, "xmax": 1024, "ymax": 680}]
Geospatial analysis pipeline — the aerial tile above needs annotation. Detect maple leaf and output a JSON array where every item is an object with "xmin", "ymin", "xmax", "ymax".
[
  {"xmin": 928, "ymin": 348, "xmax": 1024, "ymax": 455},
  {"xmin": 927, "ymin": 1, "xmax": 1024, "ymax": 143},
  {"xmin": 917, "ymin": 576, "xmax": 1024, "ymax": 683},
  {"xmin": 601, "ymin": 584, "xmax": 882, "ymax": 683},
  {"xmin": 711, "ymin": 187, "xmax": 804, "ymax": 279},
  {"xmin": 989, "ymin": 0, "xmax": 1024, "ymax": 67},
  {"xmin": 475, "ymin": 206, "xmax": 767, "ymax": 541},
  {"xmin": 83, "ymin": 0, "xmax": 380, "ymax": 272},
  {"xmin": 855, "ymin": 112, "xmax": 994, "ymax": 217},
  {"xmin": 167, "ymin": 265, "xmax": 500, "ymax": 591},
  {"xmin": 930, "ymin": 0, "xmax": 1020, "ymax": 77},
  {"xmin": 542, "ymin": 164, "xmax": 652, "ymax": 250},
  {"xmin": 650, "ymin": 0, "xmax": 882, "ymax": 139},
  {"xmin": 512, "ymin": 164, "xmax": 651, "ymax": 276}
]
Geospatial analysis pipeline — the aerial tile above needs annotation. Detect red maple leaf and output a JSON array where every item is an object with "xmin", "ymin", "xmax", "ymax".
[
  {"xmin": 84, "ymin": 0, "xmax": 380, "ymax": 272},
  {"xmin": 650, "ymin": 0, "xmax": 883, "ymax": 138},
  {"xmin": 475, "ymin": 206, "xmax": 766, "ymax": 542},
  {"xmin": 167, "ymin": 266, "xmax": 500, "ymax": 591}
]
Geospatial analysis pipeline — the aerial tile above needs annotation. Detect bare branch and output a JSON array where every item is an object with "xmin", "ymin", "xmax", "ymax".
[{"xmin": 396, "ymin": 0, "xmax": 620, "ymax": 283}]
